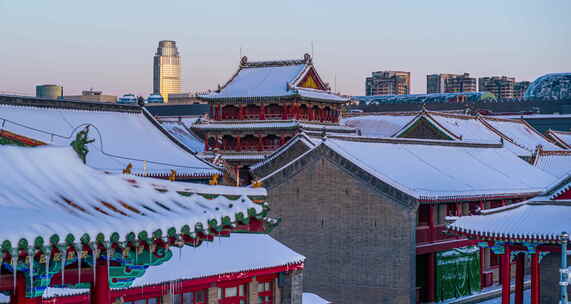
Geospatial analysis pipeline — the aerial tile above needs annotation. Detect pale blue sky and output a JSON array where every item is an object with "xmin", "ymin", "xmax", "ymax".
[{"xmin": 0, "ymin": 0, "xmax": 569, "ymax": 96}]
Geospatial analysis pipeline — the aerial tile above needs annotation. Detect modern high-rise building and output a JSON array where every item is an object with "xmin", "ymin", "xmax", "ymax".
[
  {"xmin": 427, "ymin": 73, "xmax": 476, "ymax": 94},
  {"xmin": 513, "ymin": 81, "xmax": 531, "ymax": 99},
  {"xmin": 153, "ymin": 40, "xmax": 181, "ymax": 102},
  {"xmin": 478, "ymin": 76, "xmax": 516, "ymax": 99},
  {"xmin": 365, "ymin": 71, "xmax": 410, "ymax": 96}
]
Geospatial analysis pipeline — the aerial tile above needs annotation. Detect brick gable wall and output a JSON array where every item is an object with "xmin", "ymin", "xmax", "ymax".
[{"xmin": 268, "ymin": 156, "xmax": 416, "ymax": 304}]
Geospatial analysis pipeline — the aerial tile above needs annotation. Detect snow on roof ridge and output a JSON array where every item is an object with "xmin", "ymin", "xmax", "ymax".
[
  {"xmin": 311, "ymin": 133, "xmax": 503, "ymax": 148},
  {"xmin": 0, "ymin": 94, "xmax": 140, "ymax": 113}
]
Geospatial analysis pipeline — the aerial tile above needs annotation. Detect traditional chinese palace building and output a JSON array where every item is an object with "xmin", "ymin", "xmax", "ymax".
[
  {"xmin": 36, "ymin": 234, "xmax": 305, "ymax": 304},
  {"xmin": 193, "ymin": 54, "xmax": 354, "ymax": 179},
  {"xmin": 448, "ymin": 174, "xmax": 571, "ymax": 304},
  {"xmin": 343, "ymin": 110, "xmax": 565, "ymax": 160},
  {"xmin": 250, "ymin": 134, "xmax": 559, "ymax": 303},
  {"xmin": 0, "ymin": 94, "xmax": 219, "ymax": 181},
  {"xmin": 0, "ymin": 145, "xmax": 272, "ymax": 303}
]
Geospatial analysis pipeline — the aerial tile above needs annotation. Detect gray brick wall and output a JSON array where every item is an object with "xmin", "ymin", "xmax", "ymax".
[
  {"xmin": 269, "ymin": 156, "xmax": 416, "ymax": 304},
  {"xmin": 540, "ymin": 253, "xmax": 571, "ymax": 303}
]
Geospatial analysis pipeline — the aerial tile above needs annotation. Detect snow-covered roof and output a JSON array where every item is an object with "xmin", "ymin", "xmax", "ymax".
[
  {"xmin": 534, "ymin": 150, "xmax": 571, "ymax": 180},
  {"xmin": 447, "ymin": 200, "xmax": 571, "ymax": 243},
  {"xmin": 546, "ymin": 130, "xmax": 571, "ymax": 149},
  {"xmin": 408, "ymin": 112, "xmax": 530, "ymax": 156},
  {"xmin": 303, "ymin": 293, "xmax": 332, "ymax": 304},
  {"xmin": 160, "ymin": 121, "xmax": 205, "ymax": 153},
  {"xmin": 341, "ymin": 113, "xmax": 417, "ymax": 137},
  {"xmin": 324, "ymin": 137, "xmax": 557, "ymax": 201},
  {"xmin": 129, "ymin": 233, "xmax": 304, "ymax": 287},
  {"xmin": 192, "ymin": 120, "xmax": 355, "ymax": 133},
  {"xmin": 42, "ymin": 234, "xmax": 304, "ymax": 298},
  {"xmin": 0, "ymin": 145, "xmax": 266, "ymax": 249},
  {"xmin": 263, "ymin": 135, "xmax": 559, "ymax": 202},
  {"xmin": 199, "ymin": 55, "xmax": 348, "ymax": 103},
  {"xmin": 480, "ymin": 116, "xmax": 562, "ymax": 152},
  {"xmin": 0, "ymin": 100, "xmax": 218, "ymax": 177}
]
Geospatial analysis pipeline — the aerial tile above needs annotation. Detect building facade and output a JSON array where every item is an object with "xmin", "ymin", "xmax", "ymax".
[
  {"xmin": 427, "ymin": 73, "xmax": 476, "ymax": 94},
  {"xmin": 366, "ymin": 71, "xmax": 411, "ymax": 95},
  {"xmin": 478, "ymin": 76, "xmax": 516, "ymax": 99},
  {"xmin": 63, "ymin": 89, "xmax": 117, "ymax": 103},
  {"xmin": 153, "ymin": 40, "xmax": 182, "ymax": 102},
  {"xmin": 251, "ymin": 134, "xmax": 558, "ymax": 303},
  {"xmin": 36, "ymin": 84, "xmax": 63, "ymax": 99},
  {"xmin": 513, "ymin": 81, "xmax": 531, "ymax": 99}
]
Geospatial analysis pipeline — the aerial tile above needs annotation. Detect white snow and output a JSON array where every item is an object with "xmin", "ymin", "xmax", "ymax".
[
  {"xmin": 481, "ymin": 117, "xmax": 562, "ymax": 152},
  {"xmin": 208, "ymin": 64, "xmax": 306, "ymax": 98},
  {"xmin": 160, "ymin": 121, "xmax": 205, "ymax": 153},
  {"xmin": 324, "ymin": 137, "xmax": 558, "ymax": 200},
  {"xmin": 129, "ymin": 233, "xmax": 304, "ymax": 287},
  {"xmin": 547, "ymin": 130, "xmax": 571, "ymax": 149},
  {"xmin": 295, "ymin": 88, "xmax": 348, "ymax": 102},
  {"xmin": 342, "ymin": 114, "xmax": 417, "ymax": 137},
  {"xmin": 303, "ymin": 292, "xmax": 331, "ymax": 304},
  {"xmin": 534, "ymin": 151, "xmax": 571, "ymax": 180},
  {"xmin": 448, "ymin": 201, "xmax": 571, "ymax": 241},
  {"xmin": 426, "ymin": 113, "xmax": 530, "ymax": 156},
  {"xmin": 0, "ymin": 104, "xmax": 218, "ymax": 177},
  {"xmin": 0, "ymin": 145, "xmax": 265, "ymax": 246}
]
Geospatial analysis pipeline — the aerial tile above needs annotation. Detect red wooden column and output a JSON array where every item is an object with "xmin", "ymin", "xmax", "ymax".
[
  {"xmin": 479, "ymin": 247, "xmax": 485, "ymax": 288},
  {"xmin": 204, "ymin": 133, "xmax": 209, "ymax": 151},
  {"xmin": 426, "ymin": 253, "xmax": 436, "ymax": 302},
  {"xmin": 531, "ymin": 253, "xmax": 540, "ymax": 304},
  {"xmin": 515, "ymin": 253, "xmax": 525, "ymax": 304},
  {"xmin": 11, "ymin": 272, "xmax": 26, "ymax": 304},
  {"xmin": 501, "ymin": 245, "xmax": 512, "ymax": 304},
  {"xmin": 259, "ymin": 104, "xmax": 266, "ymax": 120},
  {"xmin": 236, "ymin": 137, "xmax": 241, "ymax": 151},
  {"xmin": 91, "ymin": 260, "xmax": 111, "ymax": 304},
  {"xmin": 428, "ymin": 204, "xmax": 435, "ymax": 242},
  {"xmin": 215, "ymin": 105, "xmax": 221, "ymax": 121},
  {"xmin": 239, "ymin": 105, "xmax": 245, "ymax": 120},
  {"xmin": 257, "ymin": 136, "xmax": 263, "ymax": 151},
  {"xmin": 281, "ymin": 105, "xmax": 288, "ymax": 120}
]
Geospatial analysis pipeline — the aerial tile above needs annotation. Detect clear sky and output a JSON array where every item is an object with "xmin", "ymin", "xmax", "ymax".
[{"xmin": 0, "ymin": 0, "xmax": 569, "ymax": 96}]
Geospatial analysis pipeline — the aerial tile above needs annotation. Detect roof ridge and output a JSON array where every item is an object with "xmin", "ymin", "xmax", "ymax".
[
  {"xmin": 309, "ymin": 133, "xmax": 503, "ymax": 148},
  {"xmin": 550, "ymin": 130, "xmax": 571, "ymax": 135},
  {"xmin": 0, "ymin": 95, "xmax": 141, "ymax": 113},
  {"xmin": 240, "ymin": 54, "xmax": 311, "ymax": 68},
  {"xmin": 538, "ymin": 150, "xmax": 571, "ymax": 156}
]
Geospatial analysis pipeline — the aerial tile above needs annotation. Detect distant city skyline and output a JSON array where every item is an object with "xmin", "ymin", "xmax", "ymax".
[{"xmin": 0, "ymin": 0, "xmax": 569, "ymax": 97}]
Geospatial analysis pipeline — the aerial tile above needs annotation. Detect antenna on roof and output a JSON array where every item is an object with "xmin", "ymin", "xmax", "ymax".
[
  {"xmin": 311, "ymin": 40, "xmax": 314, "ymax": 60},
  {"xmin": 334, "ymin": 74, "xmax": 337, "ymax": 93},
  {"xmin": 239, "ymin": 46, "xmax": 243, "ymax": 59}
]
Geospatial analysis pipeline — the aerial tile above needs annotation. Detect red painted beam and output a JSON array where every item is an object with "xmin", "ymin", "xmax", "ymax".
[
  {"xmin": 416, "ymin": 239, "xmax": 477, "ymax": 255},
  {"xmin": 0, "ymin": 268, "xmax": 94, "ymax": 292}
]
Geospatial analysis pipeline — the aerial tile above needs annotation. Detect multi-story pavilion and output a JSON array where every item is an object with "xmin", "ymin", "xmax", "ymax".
[
  {"xmin": 195, "ymin": 54, "xmax": 354, "ymax": 174},
  {"xmin": 0, "ymin": 145, "xmax": 270, "ymax": 303}
]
